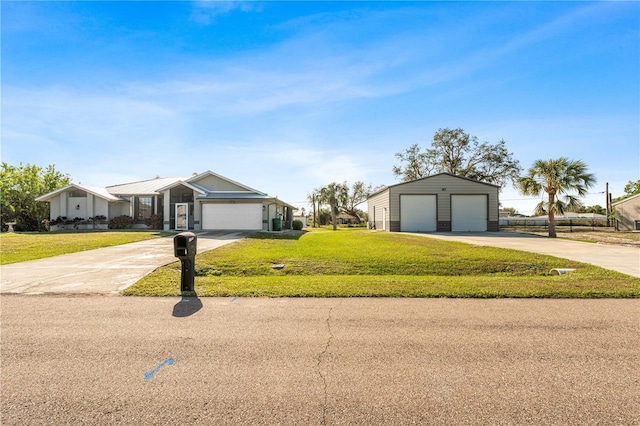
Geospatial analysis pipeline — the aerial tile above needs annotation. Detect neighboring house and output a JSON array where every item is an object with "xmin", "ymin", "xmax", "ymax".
[
  {"xmin": 336, "ymin": 213, "xmax": 359, "ymax": 225},
  {"xmin": 612, "ymin": 194, "xmax": 640, "ymax": 231},
  {"xmin": 367, "ymin": 173, "xmax": 499, "ymax": 232},
  {"xmin": 36, "ymin": 171, "xmax": 295, "ymax": 232}
]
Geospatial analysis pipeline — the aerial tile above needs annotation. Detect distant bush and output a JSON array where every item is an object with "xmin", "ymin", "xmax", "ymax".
[
  {"xmin": 292, "ymin": 220, "xmax": 304, "ymax": 230},
  {"xmin": 109, "ymin": 215, "xmax": 133, "ymax": 229},
  {"xmin": 145, "ymin": 214, "xmax": 164, "ymax": 230}
]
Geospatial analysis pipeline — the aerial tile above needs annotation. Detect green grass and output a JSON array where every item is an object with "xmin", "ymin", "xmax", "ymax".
[
  {"xmin": 0, "ymin": 231, "xmax": 170, "ymax": 264},
  {"xmin": 125, "ymin": 228, "xmax": 640, "ymax": 298}
]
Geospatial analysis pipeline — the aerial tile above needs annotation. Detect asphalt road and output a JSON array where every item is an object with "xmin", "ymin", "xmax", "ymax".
[{"xmin": 2, "ymin": 296, "xmax": 638, "ymax": 425}]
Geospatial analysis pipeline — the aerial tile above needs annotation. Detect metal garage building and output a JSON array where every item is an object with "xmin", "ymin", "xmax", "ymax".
[{"xmin": 367, "ymin": 173, "xmax": 500, "ymax": 232}]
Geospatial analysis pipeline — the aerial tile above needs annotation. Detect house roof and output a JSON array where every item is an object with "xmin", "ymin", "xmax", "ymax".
[
  {"xmin": 368, "ymin": 172, "xmax": 500, "ymax": 199},
  {"xmin": 612, "ymin": 193, "xmax": 640, "ymax": 207},
  {"xmin": 35, "ymin": 183, "xmax": 122, "ymax": 202},
  {"xmin": 106, "ymin": 177, "xmax": 185, "ymax": 195},
  {"xmin": 35, "ymin": 171, "xmax": 296, "ymax": 208}
]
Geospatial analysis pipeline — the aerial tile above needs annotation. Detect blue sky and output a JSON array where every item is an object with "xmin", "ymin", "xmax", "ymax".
[{"xmin": 2, "ymin": 1, "xmax": 638, "ymax": 214}]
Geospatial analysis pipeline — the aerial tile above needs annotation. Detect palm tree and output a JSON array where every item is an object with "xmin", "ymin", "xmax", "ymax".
[
  {"xmin": 306, "ymin": 189, "xmax": 320, "ymax": 228},
  {"xmin": 517, "ymin": 158, "xmax": 596, "ymax": 237},
  {"xmin": 319, "ymin": 182, "xmax": 349, "ymax": 230}
]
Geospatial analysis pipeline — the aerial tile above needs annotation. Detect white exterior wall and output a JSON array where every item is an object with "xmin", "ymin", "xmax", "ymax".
[
  {"xmin": 50, "ymin": 197, "xmax": 61, "ymax": 219},
  {"xmin": 162, "ymin": 189, "xmax": 171, "ymax": 231}
]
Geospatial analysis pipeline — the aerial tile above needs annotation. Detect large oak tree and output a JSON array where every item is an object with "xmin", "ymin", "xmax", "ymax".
[{"xmin": 392, "ymin": 127, "xmax": 521, "ymax": 188}]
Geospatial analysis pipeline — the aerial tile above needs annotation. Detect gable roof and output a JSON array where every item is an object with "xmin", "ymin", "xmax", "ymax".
[
  {"xmin": 35, "ymin": 183, "xmax": 122, "ymax": 202},
  {"xmin": 107, "ymin": 177, "xmax": 185, "ymax": 195},
  {"xmin": 368, "ymin": 172, "xmax": 500, "ymax": 199},
  {"xmin": 612, "ymin": 193, "xmax": 640, "ymax": 206},
  {"xmin": 157, "ymin": 170, "xmax": 267, "ymax": 195},
  {"xmin": 187, "ymin": 170, "xmax": 265, "ymax": 194}
]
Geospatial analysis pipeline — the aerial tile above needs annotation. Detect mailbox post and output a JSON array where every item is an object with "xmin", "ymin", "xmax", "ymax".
[{"xmin": 174, "ymin": 232, "xmax": 197, "ymax": 292}]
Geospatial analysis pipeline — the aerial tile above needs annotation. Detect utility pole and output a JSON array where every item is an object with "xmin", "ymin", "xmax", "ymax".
[{"xmin": 605, "ymin": 182, "xmax": 610, "ymax": 227}]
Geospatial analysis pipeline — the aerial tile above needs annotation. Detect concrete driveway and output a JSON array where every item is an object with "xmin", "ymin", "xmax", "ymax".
[
  {"xmin": 0, "ymin": 231, "xmax": 246, "ymax": 295},
  {"xmin": 411, "ymin": 232, "xmax": 640, "ymax": 277}
]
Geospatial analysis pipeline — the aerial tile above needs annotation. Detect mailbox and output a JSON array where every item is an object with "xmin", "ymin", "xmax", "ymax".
[
  {"xmin": 174, "ymin": 232, "xmax": 197, "ymax": 259},
  {"xmin": 173, "ymin": 232, "xmax": 197, "ymax": 292}
]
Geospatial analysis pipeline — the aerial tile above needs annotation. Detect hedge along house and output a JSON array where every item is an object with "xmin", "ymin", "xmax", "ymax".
[
  {"xmin": 367, "ymin": 173, "xmax": 500, "ymax": 232},
  {"xmin": 36, "ymin": 171, "xmax": 296, "ymax": 232}
]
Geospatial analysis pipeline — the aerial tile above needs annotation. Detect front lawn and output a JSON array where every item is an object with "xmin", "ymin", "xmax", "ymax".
[
  {"xmin": 125, "ymin": 228, "xmax": 640, "ymax": 298},
  {"xmin": 0, "ymin": 231, "xmax": 169, "ymax": 264}
]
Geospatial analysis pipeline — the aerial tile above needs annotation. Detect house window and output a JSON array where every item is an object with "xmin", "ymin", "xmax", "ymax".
[
  {"xmin": 635, "ymin": 221, "xmax": 640, "ymax": 231},
  {"xmin": 136, "ymin": 197, "xmax": 154, "ymax": 220},
  {"xmin": 69, "ymin": 189, "xmax": 87, "ymax": 198}
]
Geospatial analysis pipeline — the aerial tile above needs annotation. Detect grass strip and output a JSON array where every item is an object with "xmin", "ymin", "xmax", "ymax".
[
  {"xmin": 124, "ymin": 271, "xmax": 639, "ymax": 298},
  {"xmin": 124, "ymin": 228, "xmax": 640, "ymax": 298}
]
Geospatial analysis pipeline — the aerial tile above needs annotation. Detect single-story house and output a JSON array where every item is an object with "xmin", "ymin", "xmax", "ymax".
[
  {"xmin": 36, "ymin": 171, "xmax": 296, "ymax": 232},
  {"xmin": 367, "ymin": 173, "xmax": 499, "ymax": 232},
  {"xmin": 612, "ymin": 193, "xmax": 640, "ymax": 231}
]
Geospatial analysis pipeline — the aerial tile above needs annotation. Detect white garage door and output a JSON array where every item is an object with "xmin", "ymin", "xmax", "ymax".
[
  {"xmin": 202, "ymin": 203, "xmax": 262, "ymax": 230},
  {"xmin": 451, "ymin": 195, "xmax": 487, "ymax": 232},
  {"xmin": 400, "ymin": 195, "xmax": 437, "ymax": 232}
]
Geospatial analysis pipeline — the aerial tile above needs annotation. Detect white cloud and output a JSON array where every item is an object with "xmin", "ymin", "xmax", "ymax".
[{"xmin": 190, "ymin": 1, "xmax": 263, "ymax": 25}]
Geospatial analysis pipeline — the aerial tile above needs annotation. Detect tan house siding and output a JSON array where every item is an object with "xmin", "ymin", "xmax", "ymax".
[
  {"xmin": 367, "ymin": 190, "xmax": 390, "ymax": 231},
  {"xmin": 193, "ymin": 174, "xmax": 249, "ymax": 192},
  {"xmin": 367, "ymin": 173, "xmax": 500, "ymax": 232},
  {"xmin": 613, "ymin": 194, "xmax": 640, "ymax": 231}
]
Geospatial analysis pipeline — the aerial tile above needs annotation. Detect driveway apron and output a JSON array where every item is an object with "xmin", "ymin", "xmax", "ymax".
[
  {"xmin": 412, "ymin": 232, "xmax": 640, "ymax": 277},
  {"xmin": 0, "ymin": 232, "xmax": 245, "ymax": 295}
]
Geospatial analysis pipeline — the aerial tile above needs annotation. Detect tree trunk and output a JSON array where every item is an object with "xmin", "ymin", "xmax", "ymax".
[
  {"xmin": 548, "ymin": 193, "xmax": 556, "ymax": 238},
  {"xmin": 329, "ymin": 195, "xmax": 338, "ymax": 230},
  {"xmin": 312, "ymin": 195, "xmax": 317, "ymax": 228}
]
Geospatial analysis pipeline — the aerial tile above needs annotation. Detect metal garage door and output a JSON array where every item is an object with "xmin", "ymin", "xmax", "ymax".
[
  {"xmin": 400, "ymin": 195, "xmax": 437, "ymax": 232},
  {"xmin": 202, "ymin": 203, "xmax": 262, "ymax": 230},
  {"xmin": 451, "ymin": 195, "xmax": 487, "ymax": 232}
]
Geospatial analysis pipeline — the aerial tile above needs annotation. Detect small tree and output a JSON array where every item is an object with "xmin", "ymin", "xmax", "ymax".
[
  {"xmin": 306, "ymin": 188, "xmax": 321, "ymax": 228},
  {"xmin": 342, "ymin": 181, "xmax": 375, "ymax": 224},
  {"xmin": 319, "ymin": 182, "xmax": 349, "ymax": 230},
  {"xmin": 517, "ymin": 158, "xmax": 596, "ymax": 238}
]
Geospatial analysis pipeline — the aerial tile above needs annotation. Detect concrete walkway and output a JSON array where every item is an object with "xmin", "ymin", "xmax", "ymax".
[
  {"xmin": 411, "ymin": 232, "xmax": 640, "ymax": 277},
  {"xmin": 0, "ymin": 231, "xmax": 246, "ymax": 295}
]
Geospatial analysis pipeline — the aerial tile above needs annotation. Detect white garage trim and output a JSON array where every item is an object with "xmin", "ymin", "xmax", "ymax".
[
  {"xmin": 400, "ymin": 195, "xmax": 437, "ymax": 232},
  {"xmin": 451, "ymin": 195, "xmax": 488, "ymax": 232},
  {"xmin": 202, "ymin": 203, "xmax": 262, "ymax": 230}
]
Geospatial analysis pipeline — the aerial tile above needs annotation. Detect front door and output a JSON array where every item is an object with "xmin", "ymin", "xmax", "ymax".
[{"xmin": 175, "ymin": 203, "xmax": 189, "ymax": 230}]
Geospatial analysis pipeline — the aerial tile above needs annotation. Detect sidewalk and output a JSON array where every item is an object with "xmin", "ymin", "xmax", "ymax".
[{"xmin": 0, "ymin": 232, "xmax": 245, "ymax": 294}]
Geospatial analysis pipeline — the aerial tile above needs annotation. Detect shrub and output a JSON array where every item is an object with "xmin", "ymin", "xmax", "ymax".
[
  {"xmin": 292, "ymin": 220, "xmax": 304, "ymax": 230},
  {"xmin": 145, "ymin": 213, "xmax": 164, "ymax": 230},
  {"xmin": 109, "ymin": 215, "xmax": 133, "ymax": 229}
]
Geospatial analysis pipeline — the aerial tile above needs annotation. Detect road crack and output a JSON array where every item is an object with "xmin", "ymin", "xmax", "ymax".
[{"xmin": 317, "ymin": 304, "xmax": 337, "ymax": 426}]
